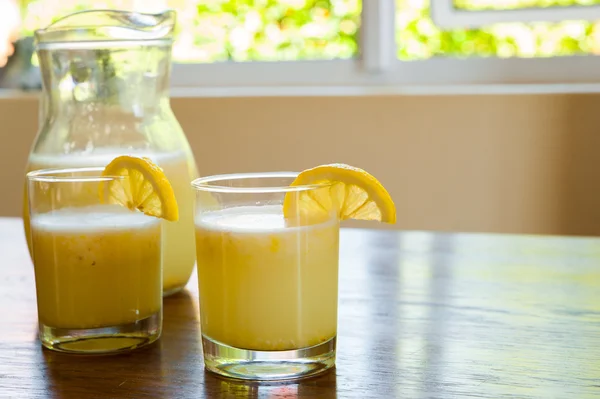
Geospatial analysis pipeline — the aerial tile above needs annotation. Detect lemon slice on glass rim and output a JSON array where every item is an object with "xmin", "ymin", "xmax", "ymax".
[
  {"xmin": 100, "ymin": 155, "xmax": 179, "ymax": 221},
  {"xmin": 283, "ymin": 163, "xmax": 396, "ymax": 224}
]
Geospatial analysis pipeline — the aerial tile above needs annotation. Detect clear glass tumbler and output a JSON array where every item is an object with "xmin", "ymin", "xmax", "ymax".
[
  {"xmin": 192, "ymin": 172, "xmax": 340, "ymax": 380},
  {"xmin": 27, "ymin": 167, "xmax": 162, "ymax": 354}
]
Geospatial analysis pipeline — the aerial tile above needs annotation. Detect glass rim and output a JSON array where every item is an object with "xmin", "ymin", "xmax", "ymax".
[
  {"xmin": 26, "ymin": 167, "xmax": 125, "ymax": 183},
  {"xmin": 191, "ymin": 172, "xmax": 332, "ymax": 193}
]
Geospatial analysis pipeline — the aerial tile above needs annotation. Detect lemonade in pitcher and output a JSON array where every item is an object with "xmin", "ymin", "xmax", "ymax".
[{"xmin": 24, "ymin": 10, "xmax": 198, "ymax": 294}]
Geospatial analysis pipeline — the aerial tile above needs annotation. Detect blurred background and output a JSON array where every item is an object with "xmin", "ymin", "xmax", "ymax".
[
  {"xmin": 2, "ymin": 0, "xmax": 600, "ymax": 235},
  {"xmin": 4, "ymin": 0, "xmax": 600, "ymax": 74}
]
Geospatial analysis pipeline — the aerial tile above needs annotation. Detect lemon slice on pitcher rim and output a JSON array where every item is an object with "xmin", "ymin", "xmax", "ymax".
[
  {"xmin": 283, "ymin": 163, "xmax": 396, "ymax": 224},
  {"xmin": 100, "ymin": 155, "xmax": 179, "ymax": 221}
]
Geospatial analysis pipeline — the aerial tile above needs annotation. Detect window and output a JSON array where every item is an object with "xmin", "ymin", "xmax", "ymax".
[
  {"xmin": 391, "ymin": 0, "xmax": 600, "ymax": 87},
  {"xmin": 1, "ymin": 0, "xmax": 600, "ymax": 92},
  {"xmin": 399, "ymin": 0, "xmax": 600, "ymax": 59},
  {"xmin": 20, "ymin": 0, "xmax": 361, "ymax": 62}
]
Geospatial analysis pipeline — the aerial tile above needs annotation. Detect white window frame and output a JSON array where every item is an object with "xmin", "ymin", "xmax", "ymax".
[
  {"xmin": 431, "ymin": 1, "xmax": 600, "ymax": 28},
  {"xmin": 168, "ymin": 0, "xmax": 600, "ymax": 93}
]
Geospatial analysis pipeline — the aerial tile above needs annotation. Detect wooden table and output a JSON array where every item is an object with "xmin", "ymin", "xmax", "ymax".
[{"xmin": 0, "ymin": 217, "xmax": 599, "ymax": 398}]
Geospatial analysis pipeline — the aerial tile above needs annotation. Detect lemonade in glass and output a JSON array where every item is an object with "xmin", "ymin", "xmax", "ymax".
[
  {"xmin": 193, "ymin": 173, "xmax": 339, "ymax": 380},
  {"xmin": 28, "ymin": 158, "xmax": 179, "ymax": 354},
  {"xmin": 192, "ymin": 166, "xmax": 396, "ymax": 381},
  {"xmin": 24, "ymin": 150, "xmax": 197, "ymax": 295},
  {"xmin": 196, "ymin": 204, "xmax": 340, "ymax": 351}
]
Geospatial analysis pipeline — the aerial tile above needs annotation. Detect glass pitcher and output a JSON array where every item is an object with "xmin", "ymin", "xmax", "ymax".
[{"xmin": 23, "ymin": 10, "xmax": 199, "ymax": 296}]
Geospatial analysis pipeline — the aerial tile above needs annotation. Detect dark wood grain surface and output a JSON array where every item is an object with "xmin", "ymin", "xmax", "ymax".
[{"xmin": 0, "ymin": 217, "xmax": 599, "ymax": 399}]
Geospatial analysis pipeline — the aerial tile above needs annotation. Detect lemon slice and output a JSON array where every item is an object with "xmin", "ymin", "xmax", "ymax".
[
  {"xmin": 100, "ymin": 155, "xmax": 179, "ymax": 221},
  {"xmin": 283, "ymin": 164, "xmax": 396, "ymax": 224}
]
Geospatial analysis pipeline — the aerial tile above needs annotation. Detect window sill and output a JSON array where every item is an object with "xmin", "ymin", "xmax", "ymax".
[
  {"xmin": 3, "ymin": 83, "xmax": 600, "ymax": 101},
  {"xmin": 169, "ymin": 83, "xmax": 600, "ymax": 98}
]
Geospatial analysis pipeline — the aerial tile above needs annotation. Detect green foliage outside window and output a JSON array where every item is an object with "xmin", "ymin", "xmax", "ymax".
[
  {"xmin": 397, "ymin": 0, "xmax": 600, "ymax": 59},
  {"xmin": 16, "ymin": 0, "xmax": 600, "ymax": 62}
]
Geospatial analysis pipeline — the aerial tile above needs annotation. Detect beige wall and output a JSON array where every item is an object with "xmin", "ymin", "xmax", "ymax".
[{"xmin": 2, "ymin": 93, "xmax": 600, "ymax": 236}]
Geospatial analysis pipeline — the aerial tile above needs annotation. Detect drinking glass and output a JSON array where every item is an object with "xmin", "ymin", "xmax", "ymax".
[
  {"xmin": 192, "ymin": 172, "xmax": 340, "ymax": 380},
  {"xmin": 27, "ymin": 167, "xmax": 162, "ymax": 354}
]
